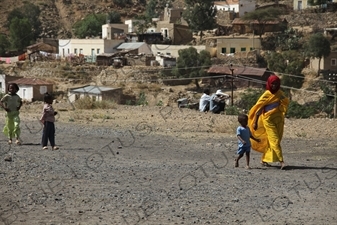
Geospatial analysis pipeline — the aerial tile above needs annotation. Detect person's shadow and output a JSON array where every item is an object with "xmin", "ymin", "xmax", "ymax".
[
  {"xmin": 256, "ymin": 164, "xmax": 337, "ymax": 171},
  {"xmin": 283, "ymin": 165, "xmax": 337, "ymax": 171}
]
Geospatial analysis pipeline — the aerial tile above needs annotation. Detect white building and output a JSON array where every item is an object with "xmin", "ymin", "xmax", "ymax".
[
  {"xmin": 214, "ymin": 0, "xmax": 256, "ymax": 17},
  {"xmin": 124, "ymin": 19, "xmax": 144, "ymax": 33},
  {"xmin": 102, "ymin": 24, "xmax": 128, "ymax": 40},
  {"xmin": 0, "ymin": 74, "xmax": 23, "ymax": 94},
  {"xmin": 58, "ymin": 23, "xmax": 126, "ymax": 58},
  {"xmin": 14, "ymin": 78, "xmax": 53, "ymax": 102},
  {"xmin": 58, "ymin": 39, "xmax": 124, "ymax": 58},
  {"xmin": 116, "ymin": 42, "xmax": 153, "ymax": 55},
  {"xmin": 68, "ymin": 85, "xmax": 123, "ymax": 103},
  {"xmin": 155, "ymin": 55, "xmax": 176, "ymax": 67},
  {"xmin": 151, "ymin": 45, "xmax": 206, "ymax": 58}
]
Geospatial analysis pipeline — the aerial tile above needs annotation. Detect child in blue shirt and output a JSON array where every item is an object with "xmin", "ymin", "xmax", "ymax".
[{"xmin": 235, "ymin": 114, "xmax": 260, "ymax": 169}]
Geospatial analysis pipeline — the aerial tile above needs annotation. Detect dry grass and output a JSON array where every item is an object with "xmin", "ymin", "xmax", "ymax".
[{"xmin": 74, "ymin": 97, "xmax": 117, "ymax": 110}]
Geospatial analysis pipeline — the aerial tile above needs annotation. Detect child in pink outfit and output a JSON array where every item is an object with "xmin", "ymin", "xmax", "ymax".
[{"xmin": 40, "ymin": 93, "xmax": 58, "ymax": 150}]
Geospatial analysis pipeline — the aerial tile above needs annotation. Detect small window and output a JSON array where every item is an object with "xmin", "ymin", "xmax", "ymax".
[
  {"xmin": 166, "ymin": 52, "xmax": 171, "ymax": 56},
  {"xmin": 230, "ymin": 48, "xmax": 235, "ymax": 53},
  {"xmin": 241, "ymin": 47, "xmax": 246, "ymax": 52},
  {"xmin": 332, "ymin": 58, "xmax": 336, "ymax": 66},
  {"xmin": 67, "ymin": 49, "xmax": 70, "ymax": 54},
  {"xmin": 40, "ymin": 86, "xmax": 47, "ymax": 94},
  {"xmin": 80, "ymin": 49, "xmax": 83, "ymax": 54},
  {"xmin": 74, "ymin": 49, "xmax": 77, "ymax": 54},
  {"xmin": 97, "ymin": 49, "xmax": 100, "ymax": 54},
  {"xmin": 250, "ymin": 47, "xmax": 254, "ymax": 51},
  {"xmin": 221, "ymin": 48, "xmax": 226, "ymax": 53}
]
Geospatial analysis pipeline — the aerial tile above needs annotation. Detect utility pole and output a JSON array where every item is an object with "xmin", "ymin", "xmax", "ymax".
[
  {"xmin": 328, "ymin": 73, "xmax": 337, "ymax": 118},
  {"xmin": 229, "ymin": 64, "xmax": 234, "ymax": 106}
]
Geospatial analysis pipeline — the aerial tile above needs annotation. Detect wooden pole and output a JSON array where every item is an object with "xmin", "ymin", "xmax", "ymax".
[
  {"xmin": 334, "ymin": 83, "xmax": 337, "ymax": 118},
  {"xmin": 230, "ymin": 68, "xmax": 234, "ymax": 106}
]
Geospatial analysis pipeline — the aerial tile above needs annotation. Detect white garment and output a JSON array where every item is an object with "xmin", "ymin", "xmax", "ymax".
[{"xmin": 199, "ymin": 93, "xmax": 211, "ymax": 112}]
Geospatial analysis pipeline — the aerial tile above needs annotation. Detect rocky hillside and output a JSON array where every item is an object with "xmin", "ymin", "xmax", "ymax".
[
  {"xmin": 0, "ymin": 0, "xmax": 189, "ymax": 39},
  {"xmin": 0, "ymin": 0, "xmax": 148, "ymax": 39},
  {"xmin": 1, "ymin": 0, "xmax": 336, "ymax": 41}
]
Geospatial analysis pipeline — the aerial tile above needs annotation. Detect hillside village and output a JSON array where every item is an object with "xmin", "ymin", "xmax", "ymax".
[{"xmin": 0, "ymin": 0, "xmax": 337, "ymax": 113}]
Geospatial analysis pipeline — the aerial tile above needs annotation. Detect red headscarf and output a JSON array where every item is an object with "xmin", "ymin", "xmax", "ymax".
[{"xmin": 266, "ymin": 75, "xmax": 280, "ymax": 94}]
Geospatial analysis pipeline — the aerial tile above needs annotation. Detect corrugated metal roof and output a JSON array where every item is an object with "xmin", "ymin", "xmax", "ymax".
[
  {"xmin": 14, "ymin": 78, "xmax": 53, "ymax": 85},
  {"xmin": 117, "ymin": 42, "xmax": 145, "ymax": 50},
  {"xmin": 69, "ymin": 85, "xmax": 119, "ymax": 94},
  {"xmin": 207, "ymin": 65, "xmax": 267, "ymax": 77}
]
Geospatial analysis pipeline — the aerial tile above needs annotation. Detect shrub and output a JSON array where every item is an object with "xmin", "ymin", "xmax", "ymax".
[
  {"xmin": 225, "ymin": 106, "xmax": 240, "ymax": 115},
  {"xmin": 286, "ymin": 101, "xmax": 315, "ymax": 118},
  {"xmin": 315, "ymin": 84, "xmax": 334, "ymax": 117},
  {"xmin": 136, "ymin": 92, "xmax": 148, "ymax": 106},
  {"xmin": 74, "ymin": 96, "xmax": 116, "ymax": 109},
  {"xmin": 238, "ymin": 88, "xmax": 264, "ymax": 111}
]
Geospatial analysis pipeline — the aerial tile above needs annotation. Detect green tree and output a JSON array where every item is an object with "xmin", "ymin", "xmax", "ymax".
[
  {"xmin": 7, "ymin": 3, "xmax": 41, "ymax": 40},
  {"xmin": 305, "ymin": 33, "xmax": 331, "ymax": 76},
  {"xmin": 172, "ymin": 47, "xmax": 212, "ymax": 89},
  {"xmin": 266, "ymin": 51, "xmax": 305, "ymax": 91},
  {"xmin": 241, "ymin": 8, "xmax": 283, "ymax": 38},
  {"xmin": 316, "ymin": 83, "xmax": 334, "ymax": 117},
  {"xmin": 282, "ymin": 51, "xmax": 305, "ymax": 89},
  {"xmin": 238, "ymin": 88, "xmax": 264, "ymax": 112},
  {"xmin": 9, "ymin": 17, "xmax": 33, "ymax": 51},
  {"xmin": 132, "ymin": 0, "xmax": 158, "ymax": 34},
  {"xmin": 107, "ymin": 11, "xmax": 122, "ymax": 24},
  {"xmin": 145, "ymin": 0, "xmax": 159, "ymax": 20},
  {"xmin": 0, "ymin": 34, "xmax": 10, "ymax": 55},
  {"xmin": 133, "ymin": 15, "xmax": 153, "ymax": 34},
  {"xmin": 182, "ymin": 0, "xmax": 217, "ymax": 40},
  {"xmin": 263, "ymin": 28, "xmax": 304, "ymax": 51},
  {"xmin": 73, "ymin": 14, "xmax": 106, "ymax": 38}
]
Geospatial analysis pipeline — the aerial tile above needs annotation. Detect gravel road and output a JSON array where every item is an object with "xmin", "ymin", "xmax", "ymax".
[{"xmin": 1, "ymin": 106, "xmax": 337, "ymax": 225}]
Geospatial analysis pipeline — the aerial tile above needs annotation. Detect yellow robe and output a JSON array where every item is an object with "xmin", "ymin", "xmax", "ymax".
[{"xmin": 248, "ymin": 90, "xmax": 289, "ymax": 162}]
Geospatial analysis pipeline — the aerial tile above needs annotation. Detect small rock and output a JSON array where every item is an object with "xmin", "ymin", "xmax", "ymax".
[{"xmin": 4, "ymin": 155, "xmax": 12, "ymax": 162}]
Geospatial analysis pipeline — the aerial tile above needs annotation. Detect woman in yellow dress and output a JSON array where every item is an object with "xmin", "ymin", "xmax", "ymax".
[{"xmin": 248, "ymin": 75, "xmax": 289, "ymax": 169}]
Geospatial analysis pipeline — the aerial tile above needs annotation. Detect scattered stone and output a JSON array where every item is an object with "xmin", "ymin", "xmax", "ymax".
[{"xmin": 4, "ymin": 155, "xmax": 12, "ymax": 162}]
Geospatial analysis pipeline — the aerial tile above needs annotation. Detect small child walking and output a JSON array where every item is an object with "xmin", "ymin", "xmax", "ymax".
[
  {"xmin": 235, "ymin": 114, "xmax": 260, "ymax": 169},
  {"xmin": 0, "ymin": 83, "xmax": 22, "ymax": 145},
  {"xmin": 40, "ymin": 93, "xmax": 59, "ymax": 150}
]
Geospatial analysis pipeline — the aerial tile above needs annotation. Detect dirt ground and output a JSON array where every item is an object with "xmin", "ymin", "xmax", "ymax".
[{"xmin": 0, "ymin": 104, "xmax": 337, "ymax": 225}]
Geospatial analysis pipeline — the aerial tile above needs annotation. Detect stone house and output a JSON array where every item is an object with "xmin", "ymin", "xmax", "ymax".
[{"xmin": 145, "ymin": 6, "xmax": 193, "ymax": 45}]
